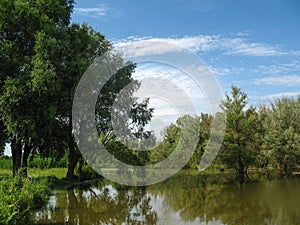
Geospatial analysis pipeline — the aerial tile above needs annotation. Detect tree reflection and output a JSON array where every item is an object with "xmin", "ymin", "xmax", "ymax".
[
  {"xmin": 35, "ymin": 183, "xmax": 157, "ymax": 225},
  {"xmin": 149, "ymin": 175, "xmax": 300, "ymax": 225},
  {"xmin": 35, "ymin": 177, "xmax": 300, "ymax": 225}
]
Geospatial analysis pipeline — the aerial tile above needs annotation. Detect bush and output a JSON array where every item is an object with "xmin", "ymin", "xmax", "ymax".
[
  {"xmin": 28, "ymin": 157, "xmax": 53, "ymax": 169},
  {"xmin": 0, "ymin": 177, "xmax": 51, "ymax": 225},
  {"xmin": 0, "ymin": 155, "xmax": 68, "ymax": 170},
  {"xmin": 0, "ymin": 156, "xmax": 12, "ymax": 170},
  {"xmin": 28, "ymin": 155, "xmax": 68, "ymax": 169},
  {"xmin": 77, "ymin": 163, "xmax": 103, "ymax": 181}
]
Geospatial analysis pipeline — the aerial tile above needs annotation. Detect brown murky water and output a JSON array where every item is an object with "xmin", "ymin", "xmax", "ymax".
[{"xmin": 34, "ymin": 176, "xmax": 300, "ymax": 225}]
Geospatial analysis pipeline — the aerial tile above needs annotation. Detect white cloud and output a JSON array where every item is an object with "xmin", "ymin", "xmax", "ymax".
[
  {"xmin": 114, "ymin": 35, "xmax": 289, "ymax": 57},
  {"xmin": 262, "ymin": 92, "xmax": 300, "ymax": 99},
  {"xmin": 253, "ymin": 75, "xmax": 300, "ymax": 86},
  {"xmin": 126, "ymin": 62, "xmax": 212, "ymax": 125},
  {"xmin": 252, "ymin": 61, "xmax": 300, "ymax": 75},
  {"xmin": 208, "ymin": 66, "xmax": 244, "ymax": 76},
  {"xmin": 222, "ymin": 38, "xmax": 284, "ymax": 56},
  {"xmin": 74, "ymin": 6, "xmax": 107, "ymax": 18}
]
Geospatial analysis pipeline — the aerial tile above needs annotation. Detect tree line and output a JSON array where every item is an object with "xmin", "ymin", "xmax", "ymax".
[{"xmin": 149, "ymin": 86, "xmax": 300, "ymax": 183}]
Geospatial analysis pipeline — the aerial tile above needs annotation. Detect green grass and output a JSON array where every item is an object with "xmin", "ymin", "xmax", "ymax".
[
  {"xmin": 0, "ymin": 168, "xmax": 67, "ymax": 180},
  {"xmin": 28, "ymin": 168, "xmax": 67, "ymax": 179}
]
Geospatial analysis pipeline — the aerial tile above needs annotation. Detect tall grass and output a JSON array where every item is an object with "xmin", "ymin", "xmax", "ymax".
[
  {"xmin": 0, "ymin": 177, "xmax": 51, "ymax": 225},
  {"xmin": 0, "ymin": 168, "xmax": 67, "ymax": 180}
]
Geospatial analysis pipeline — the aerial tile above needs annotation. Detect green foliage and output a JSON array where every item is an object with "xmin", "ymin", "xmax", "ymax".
[
  {"xmin": 76, "ymin": 163, "xmax": 102, "ymax": 181},
  {"xmin": 150, "ymin": 114, "xmax": 204, "ymax": 169},
  {"xmin": 219, "ymin": 86, "xmax": 263, "ymax": 183},
  {"xmin": 263, "ymin": 96, "xmax": 300, "ymax": 175},
  {"xmin": 0, "ymin": 156, "xmax": 12, "ymax": 169},
  {"xmin": 0, "ymin": 0, "xmax": 77, "ymax": 176},
  {"xmin": 0, "ymin": 177, "xmax": 51, "ymax": 225},
  {"xmin": 0, "ymin": 0, "xmax": 112, "ymax": 177},
  {"xmin": 0, "ymin": 155, "xmax": 68, "ymax": 170},
  {"xmin": 28, "ymin": 156, "xmax": 67, "ymax": 169}
]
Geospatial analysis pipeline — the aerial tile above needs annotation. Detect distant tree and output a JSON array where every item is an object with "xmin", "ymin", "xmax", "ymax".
[
  {"xmin": 149, "ymin": 114, "xmax": 201, "ymax": 169},
  {"xmin": 220, "ymin": 86, "xmax": 262, "ymax": 183},
  {"xmin": 187, "ymin": 113, "xmax": 212, "ymax": 169},
  {"xmin": 149, "ymin": 123, "xmax": 180, "ymax": 164},
  {"xmin": 263, "ymin": 96, "xmax": 300, "ymax": 175}
]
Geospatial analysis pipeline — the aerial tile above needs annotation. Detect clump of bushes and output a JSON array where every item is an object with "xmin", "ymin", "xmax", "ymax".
[
  {"xmin": 0, "ymin": 155, "xmax": 68, "ymax": 170},
  {"xmin": 28, "ymin": 155, "xmax": 68, "ymax": 169},
  {"xmin": 0, "ymin": 156, "xmax": 12, "ymax": 170},
  {"xmin": 0, "ymin": 177, "xmax": 51, "ymax": 225}
]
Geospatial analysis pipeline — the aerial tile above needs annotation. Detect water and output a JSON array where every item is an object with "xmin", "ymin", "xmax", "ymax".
[{"xmin": 34, "ymin": 176, "xmax": 300, "ymax": 225}]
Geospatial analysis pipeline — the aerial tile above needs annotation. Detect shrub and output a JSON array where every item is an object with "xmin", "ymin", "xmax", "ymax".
[
  {"xmin": 0, "ymin": 156, "xmax": 12, "ymax": 170},
  {"xmin": 0, "ymin": 177, "xmax": 51, "ymax": 225}
]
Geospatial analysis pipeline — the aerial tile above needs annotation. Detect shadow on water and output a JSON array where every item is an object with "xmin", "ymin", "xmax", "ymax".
[{"xmin": 34, "ymin": 175, "xmax": 300, "ymax": 225}]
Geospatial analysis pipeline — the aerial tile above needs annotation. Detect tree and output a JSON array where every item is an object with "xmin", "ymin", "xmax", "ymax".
[
  {"xmin": 263, "ymin": 96, "xmax": 300, "ymax": 175},
  {"xmin": 0, "ymin": 0, "xmax": 75, "ymax": 176},
  {"xmin": 187, "ymin": 113, "xmax": 212, "ymax": 169},
  {"xmin": 149, "ymin": 114, "xmax": 201, "ymax": 169},
  {"xmin": 72, "ymin": 56, "xmax": 155, "ymax": 174},
  {"xmin": 0, "ymin": 0, "xmax": 154, "ymax": 179},
  {"xmin": 149, "ymin": 123, "xmax": 180, "ymax": 165},
  {"xmin": 220, "ymin": 86, "xmax": 262, "ymax": 183},
  {"xmin": 54, "ymin": 24, "xmax": 111, "ymax": 179}
]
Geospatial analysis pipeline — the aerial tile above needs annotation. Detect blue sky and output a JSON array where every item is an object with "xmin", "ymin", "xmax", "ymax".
[
  {"xmin": 72, "ymin": 0, "xmax": 300, "ymax": 97},
  {"xmin": 71, "ymin": 0, "xmax": 300, "ymax": 136}
]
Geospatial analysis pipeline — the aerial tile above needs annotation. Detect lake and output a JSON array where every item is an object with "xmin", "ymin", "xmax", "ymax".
[{"xmin": 34, "ymin": 175, "xmax": 300, "ymax": 225}]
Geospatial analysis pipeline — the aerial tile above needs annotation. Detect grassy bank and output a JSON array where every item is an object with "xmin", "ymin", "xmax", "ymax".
[
  {"xmin": 0, "ymin": 168, "xmax": 67, "ymax": 179},
  {"xmin": 0, "ymin": 177, "xmax": 51, "ymax": 225}
]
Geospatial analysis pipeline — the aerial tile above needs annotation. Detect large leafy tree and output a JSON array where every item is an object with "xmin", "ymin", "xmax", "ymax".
[
  {"xmin": 0, "ymin": 0, "xmax": 154, "ymax": 178},
  {"xmin": 220, "ymin": 86, "xmax": 262, "ymax": 183},
  {"xmin": 0, "ymin": 0, "xmax": 111, "ymax": 177},
  {"xmin": 0, "ymin": 0, "xmax": 75, "ymax": 176},
  {"xmin": 263, "ymin": 96, "xmax": 300, "ymax": 175},
  {"xmin": 72, "ymin": 56, "xmax": 155, "ymax": 173}
]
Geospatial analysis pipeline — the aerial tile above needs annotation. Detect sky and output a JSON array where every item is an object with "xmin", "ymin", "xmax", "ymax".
[{"xmin": 70, "ymin": 0, "xmax": 300, "ymax": 137}]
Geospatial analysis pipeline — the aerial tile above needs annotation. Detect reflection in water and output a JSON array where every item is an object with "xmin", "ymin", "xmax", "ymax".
[
  {"xmin": 35, "ymin": 177, "xmax": 300, "ymax": 225},
  {"xmin": 35, "ymin": 184, "xmax": 157, "ymax": 225}
]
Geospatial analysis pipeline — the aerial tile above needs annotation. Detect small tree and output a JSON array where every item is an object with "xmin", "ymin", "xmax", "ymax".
[{"xmin": 220, "ymin": 86, "xmax": 262, "ymax": 183}]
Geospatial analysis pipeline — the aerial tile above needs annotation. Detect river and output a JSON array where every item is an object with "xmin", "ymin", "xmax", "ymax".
[{"xmin": 34, "ymin": 175, "xmax": 300, "ymax": 225}]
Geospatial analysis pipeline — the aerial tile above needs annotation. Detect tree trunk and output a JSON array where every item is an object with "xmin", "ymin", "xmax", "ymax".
[
  {"xmin": 66, "ymin": 144, "xmax": 80, "ymax": 179},
  {"xmin": 264, "ymin": 157, "xmax": 270, "ymax": 179},
  {"xmin": 238, "ymin": 155, "xmax": 245, "ymax": 184},
  {"xmin": 245, "ymin": 165, "xmax": 250, "ymax": 180},
  {"xmin": 11, "ymin": 139, "xmax": 22, "ymax": 177},
  {"xmin": 66, "ymin": 113, "xmax": 80, "ymax": 179},
  {"xmin": 77, "ymin": 157, "xmax": 84, "ymax": 180},
  {"xmin": 21, "ymin": 141, "xmax": 31, "ymax": 177}
]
